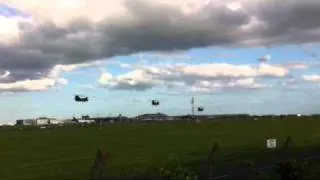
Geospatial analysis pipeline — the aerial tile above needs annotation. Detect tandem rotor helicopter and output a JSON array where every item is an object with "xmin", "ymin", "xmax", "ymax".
[{"xmin": 74, "ymin": 94, "xmax": 89, "ymax": 102}]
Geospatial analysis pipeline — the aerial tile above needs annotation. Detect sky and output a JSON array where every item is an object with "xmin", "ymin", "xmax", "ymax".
[{"xmin": 0, "ymin": 0, "xmax": 320, "ymax": 124}]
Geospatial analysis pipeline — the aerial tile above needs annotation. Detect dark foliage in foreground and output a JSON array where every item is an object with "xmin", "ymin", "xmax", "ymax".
[
  {"xmin": 160, "ymin": 165, "xmax": 198, "ymax": 180},
  {"xmin": 276, "ymin": 160, "xmax": 309, "ymax": 180},
  {"xmin": 91, "ymin": 137, "xmax": 317, "ymax": 180}
]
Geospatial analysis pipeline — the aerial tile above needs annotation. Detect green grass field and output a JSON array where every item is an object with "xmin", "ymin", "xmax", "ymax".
[{"xmin": 1, "ymin": 117, "xmax": 320, "ymax": 180}]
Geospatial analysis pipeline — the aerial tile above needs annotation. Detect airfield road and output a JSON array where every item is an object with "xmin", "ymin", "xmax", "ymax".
[{"xmin": 1, "ymin": 117, "xmax": 320, "ymax": 179}]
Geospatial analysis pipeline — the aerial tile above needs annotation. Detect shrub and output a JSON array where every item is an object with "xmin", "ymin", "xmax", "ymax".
[
  {"xmin": 160, "ymin": 165, "xmax": 198, "ymax": 180},
  {"xmin": 276, "ymin": 159, "xmax": 309, "ymax": 180}
]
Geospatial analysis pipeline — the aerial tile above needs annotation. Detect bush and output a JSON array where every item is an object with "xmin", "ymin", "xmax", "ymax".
[
  {"xmin": 160, "ymin": 165, "xmax": 198, "ymax": 180},
  {"xmin": 276, "ymin": 159, "xmax": 309, "ymax": 180}
]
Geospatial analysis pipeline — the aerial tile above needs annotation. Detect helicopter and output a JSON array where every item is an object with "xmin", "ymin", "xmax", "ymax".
[
  {"xmin": 74, "ymin": 94, "xmax": 89, "ymax": 102},
  {"xmin": 151, "ymin": 99, "xmax": 160, "ymax": 106},
  {"xmin": 198, "ymin": 106, "xmax": 204, "ymax": 112}
]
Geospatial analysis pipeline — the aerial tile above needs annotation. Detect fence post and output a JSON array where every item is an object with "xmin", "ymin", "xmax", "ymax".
[
  {"xmin": 90, "ymin": 149, "xmax": 109, "ymax": 180},
  {"xmin": 208, "ymin": 142, "xmax": 219, "ymax": 180},
  {"xmin": 275, "ymin": 136, "xmax": 308, "ymax": 180}
]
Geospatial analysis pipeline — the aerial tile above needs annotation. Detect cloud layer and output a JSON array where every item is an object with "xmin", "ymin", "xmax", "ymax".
[
  {"xmin": 98, "ymin": 63, "xmax": 291, "ymax": 92},
  {"xmin": 1, "ymin": 0, "xmax": 320, "ymax": 91}
]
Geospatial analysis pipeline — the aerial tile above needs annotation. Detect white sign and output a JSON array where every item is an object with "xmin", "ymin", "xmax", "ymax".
[{"xmin": 266, "ymin": 139, "xmax": 277, "ymax": 149}]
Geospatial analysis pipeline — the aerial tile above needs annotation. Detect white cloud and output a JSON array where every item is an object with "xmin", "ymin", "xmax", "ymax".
[
  {"xmin": 226, "ymin": 1, "xmax": 243, "ymax": 11},
  {"xmin": 56, "ymin": 78, "xmax": 68, "ymax": 85},
  {"xmin": 98, "ymin": 62, "xmax": 284, "ymax": 92},
  {"xmin": 49, "ymin": 61, "xmax": 104, "ymax": 78},
  {"xmin": 98, "ymin": 72, "xmax": 113, "ymax": 86},
  {"xmin": 302, "ymin": 75, "xmax": 320, "ymax": 82},
  {"xmin": 0, "ymin": 70, "xmax": 10, "ymax": 79},
  {"xmin": 79, "ymin": 84, "xmax": 94, "ymax": 90},
  {"xmin": 119, "ymin": 63, "xmax": 131, "ymax": 69},
  {"xmin": 0, "ymin": 14, "xmax": 33, "ymax": 44},
  {"xmin": 188, "ymin": 77, "xmax": 269, "ymax": 93},
  {"xmin": 99, "ymin": 69, "xmax": 161, "ymax": 91},
  {"xmin": 232, "ymin": 78, "xmax": 269, "ymax": 89},
  {"xmin": 179, "ymin": 63, "xmax": 288, "ymax": 78},
  {"xmin": 257, "ymin": 64, "xmax": 288, "ymax": 77},
  {"xmin": 178, "ymin": 63, "xmax": 256, "ymax": 78},
  {"xmin": 0, "ymin": 77, "xmax": 67, "ymax": 92},
  {"xmin": 281, "ymin": 63, "xmax": 310, "ymax": 70},
  {"xmin": 0, "ymin": 60, "xmax": 104, "ymax": 92}
]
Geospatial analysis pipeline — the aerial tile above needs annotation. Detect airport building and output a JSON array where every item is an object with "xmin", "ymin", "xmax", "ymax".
[
  {"xmin": 136, "ymin": 113, "xmax": 171, "ymax": 121},
  {"xmin": 16, "ymin": 119, "xmax": 36, "ymax": 126},
  {"xmin": 16, "ymin": 117, "xmax": 64, "ymax": 126}
]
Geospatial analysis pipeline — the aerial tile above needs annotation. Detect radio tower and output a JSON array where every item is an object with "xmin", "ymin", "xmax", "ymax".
[{"xmin": 191, "ymin": 96, "xmax": 195, "ymax": 120}]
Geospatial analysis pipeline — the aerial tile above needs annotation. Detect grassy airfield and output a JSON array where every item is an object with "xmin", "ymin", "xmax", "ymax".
[{"xmin": 1, "ymin": 117, "xmax": 320, "ymax": 180}]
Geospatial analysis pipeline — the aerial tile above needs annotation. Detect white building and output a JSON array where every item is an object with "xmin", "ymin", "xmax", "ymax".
[
  {"xmin": 35, "ymin": 117, "xmax": 62, "ymax": 126},
  {"xmin": 78, "ymin": 119, "xmax": 95, "ymax": 124},
  {"xmin": 16, "ymin": 117, "xmax": 62, "ymax": 126},
  {"xmin": 63, "ymin": 120, "xmax": 78, "ymax": 124},
  {"xmin": 136, "ymin": 113, "xmax": 170, "ymax": 121},
  {"xmin": 36, "ymin": 118, "xmax": 50, "ymax": 125},
  {"xmin": 49, "ymin": 119, "xmax": 63, "ymax": 125}
]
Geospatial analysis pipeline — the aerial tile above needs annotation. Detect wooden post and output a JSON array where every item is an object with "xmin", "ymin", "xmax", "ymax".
[
  {"xmin": 90, "ymin": 149, "xmax": 109, "ymax": 180},
  {"xmin": 208, "ymin": 142, "xmax": 219, "ymax": 180}
]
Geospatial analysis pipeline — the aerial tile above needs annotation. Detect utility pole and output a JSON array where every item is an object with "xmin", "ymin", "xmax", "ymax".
[
  {"xmin": 191, "ymin": 97, "xmax": 195, "ymax": 121},
  {"xmin": 95, "ymin": 113, "xmax": 101, "ymax": 130},
  {"xmin": 99, "ymin": 116, "xmax": 102, "ymax": 131}
]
